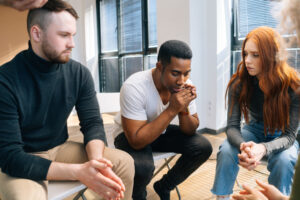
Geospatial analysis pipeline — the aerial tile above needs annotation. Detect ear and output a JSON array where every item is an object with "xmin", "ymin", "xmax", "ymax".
[
  {"xmin": 156, "ymin": 61, "xmax": 163, "ymax": 72},
  {"xmin": 30, "ymin": 25, "xmax": 43, "ymax": 43}
]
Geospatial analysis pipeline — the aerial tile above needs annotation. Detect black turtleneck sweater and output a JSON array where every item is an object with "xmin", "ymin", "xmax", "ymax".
[{"xmin": 0, "ymin": 44, "xmax": 106, "ymax": 180}]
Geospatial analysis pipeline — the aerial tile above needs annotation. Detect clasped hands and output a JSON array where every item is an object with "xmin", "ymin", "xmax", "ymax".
[
  {"xmin": 169, "ymin": 83, "xmax": 196, "ymax": 114},
  {"xmin": 238, "ymin": 141, "xmax": 266, "ymax": 171},
  {"xmin": 77, "ymin": 158, "xmax": 125, "ymax": 200}
]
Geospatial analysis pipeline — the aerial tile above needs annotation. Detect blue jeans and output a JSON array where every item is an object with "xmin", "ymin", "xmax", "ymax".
[{"xmin": 211, "ymin": 121, "xmax": 299, "ymax": 196}]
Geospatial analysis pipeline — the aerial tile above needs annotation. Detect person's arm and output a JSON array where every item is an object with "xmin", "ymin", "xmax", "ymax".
[
  {"xmin": 261, "ymin": 91, "xmax": 299, "ymax": 156},
  {"xmin": 122, "ymin": 108, "xmax": 177, "ymax": 150},
  {"xmin": 232, "ymin": 180, "xmax": 289, "ymax": 200},
  {"xmin": 0, "ymin": 82, "xmax": 51, "ymax": 180},
  {"xmin": 46, "ymin": 140, "xmax": 125, "ymax": 200},
  {"xmin": 121, "ymin": 83, "xmax": 196, "ymax": 150},
  {"xmin": 0, "ymin": 0, "xmax": 48, "ymax": 11},
  {"xmin": 226, "ymin": 84, "xmax": 244, "ymax": 149}
]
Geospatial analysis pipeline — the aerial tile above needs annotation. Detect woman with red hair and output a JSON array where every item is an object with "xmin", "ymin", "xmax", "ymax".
[{"xmin": 211, "ymin": 26, "xmax": 300, "ymax": 200}]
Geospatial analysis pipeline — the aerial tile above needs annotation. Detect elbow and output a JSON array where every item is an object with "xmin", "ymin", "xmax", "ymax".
[
  {"xmin": 126, "ymin": 134, "xmax": 147, "ymax": 150},
  {"xmin": 128, "ymin": 139, "xmax": 146, "ymax": 150}
]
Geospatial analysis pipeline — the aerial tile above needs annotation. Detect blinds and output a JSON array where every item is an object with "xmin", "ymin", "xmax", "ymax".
[
  {"xmin": 237, "ymin": 0, "xmax": 279, "ymax": 39},
  {"xmin": 120, "ymin": 0, "xmax": 143, "ymax": 53},
  {"xmin": 100, "ymin": 0, "xmax": 118, "ymax": 52}
]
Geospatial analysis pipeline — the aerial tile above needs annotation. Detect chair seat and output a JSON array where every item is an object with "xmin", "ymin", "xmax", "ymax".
[
  {"xmin": 48, "ymin": 181, "xmax": 86, "ymax": 200},
  {"xmin": 152, "ymin": 152, "xmax": 177, "ymax": 161}
]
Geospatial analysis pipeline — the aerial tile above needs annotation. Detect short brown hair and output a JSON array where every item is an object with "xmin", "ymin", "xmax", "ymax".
[{"xmin": 27, "ymin": 0, "xmax": 79, "ymax": 35}]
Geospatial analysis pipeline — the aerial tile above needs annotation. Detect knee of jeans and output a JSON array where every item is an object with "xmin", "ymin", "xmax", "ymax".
[
  {"xmin": 134, "ymin": 158, "xmax": 155, "ymax": 182},
  {"xmin": 217, "ymin": 140, "xmax": 239, "ymax": 162},
  {"xmin": 269, "ymin": 152, "xmax": 297, "ymax": 171},
  {"xmin": 185, "ymin": 135, "xmax": 213, "ymax": 158}
]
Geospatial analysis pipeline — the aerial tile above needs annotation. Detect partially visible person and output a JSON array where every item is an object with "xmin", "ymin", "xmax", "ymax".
[
  {"xmin": 211, "ymin": 26, "xmax": 300, "ymax": 200},
  {"xmin": 0, "ymin": 0, "xmax": 47, "ymax": 11},
  {"xmin": 230, "ymin": 1, "xmax": 300, "ymax": 200},
  {"xmin": 232, "ymin": 180, "xmax": 289, "ymax": 200},
  {"xmin": 0, "ymin": 1, "xmax": 134, "ymax": 200}
]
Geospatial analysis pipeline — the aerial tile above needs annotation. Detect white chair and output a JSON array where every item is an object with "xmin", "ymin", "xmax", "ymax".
[{"xmin": 48, "ymin": 181, "xmax": 87, "ymax": 200}]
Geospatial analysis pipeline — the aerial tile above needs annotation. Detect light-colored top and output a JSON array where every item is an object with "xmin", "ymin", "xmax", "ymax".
[{"xmin": 112, "ymin": 69, "xmax": 197, "ymax": 138}]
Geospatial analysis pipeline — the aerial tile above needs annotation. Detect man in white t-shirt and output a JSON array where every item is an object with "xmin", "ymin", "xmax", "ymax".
[{"xmin": 113, "ymin": 40, "xmax": 212, "ymax": 200}]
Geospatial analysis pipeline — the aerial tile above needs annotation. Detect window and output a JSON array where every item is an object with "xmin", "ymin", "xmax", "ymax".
[
  {"xmin": 231, "ymin": 0, "xmax": 300, "ymax": 75},
  {"xmin": 97, "ymin": 0, "xmax": 157, "ymax": 92}
]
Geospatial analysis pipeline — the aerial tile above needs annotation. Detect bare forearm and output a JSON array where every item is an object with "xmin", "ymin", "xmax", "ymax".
[
  {"xmin": 85, "ymin": 139, "xmax": 105, "ymax": 160},
  {"xmin": 127, "ymin": 108, "xmax": 177, "ymax": 149},
  {"xmin": 46, "ymin": 162, "xmax": 80, "ymax": 180},
  {"xmin": 179, "ymin": 114, "xmax": 199, "ymax": 135}
]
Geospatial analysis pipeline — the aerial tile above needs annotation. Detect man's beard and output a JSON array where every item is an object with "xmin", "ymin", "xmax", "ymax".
[{"xmin": 41, "ymin": 40, "xmax": 71, "ymax": 63}]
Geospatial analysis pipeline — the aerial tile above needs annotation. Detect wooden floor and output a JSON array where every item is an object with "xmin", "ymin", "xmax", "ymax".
[{"xmin": 65, "ymin": 113, "xmax": 269, "ymax": 200}]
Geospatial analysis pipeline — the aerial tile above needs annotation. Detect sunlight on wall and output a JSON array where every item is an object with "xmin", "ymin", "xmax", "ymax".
[
  {"xmin": 217, "ymin": 0, "xmax": 228, "ymax": 54},
  {"xmin": 84, "ymin": 5, "xmax": 96, "ymax": 61}
]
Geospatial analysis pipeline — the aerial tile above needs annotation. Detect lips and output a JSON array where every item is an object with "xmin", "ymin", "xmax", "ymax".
[{"xmin": 172, "ymin": 87, "xmax": 184, "ymax": 93}]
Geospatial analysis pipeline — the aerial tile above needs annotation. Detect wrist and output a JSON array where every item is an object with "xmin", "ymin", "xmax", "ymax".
[{"xmin": 179, "ymin": 108, "xmax": 190, "ymax": 116}]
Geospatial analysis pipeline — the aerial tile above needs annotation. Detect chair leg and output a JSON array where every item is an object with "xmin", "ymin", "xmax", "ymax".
[
  {"xmin": 73, "ymin": 188, "xmax": 87, "ymax": 200},
  {"xmin": 166, "ymin": 160, "xmax": 181, "ymax": 200},
  {"xmin": 153, "ymin": 155, "xmax": 176, "ymax": 178}
]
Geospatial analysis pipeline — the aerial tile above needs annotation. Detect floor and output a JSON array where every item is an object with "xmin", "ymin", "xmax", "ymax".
[{"xmin": 65, "ymin": 113, "xmax": 269, "ymax": 200}]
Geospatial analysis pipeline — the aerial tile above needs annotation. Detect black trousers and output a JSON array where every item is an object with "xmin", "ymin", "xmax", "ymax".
[{"xmin": 114, "ymin": 125, "xmax": 213, "ymax": 200}]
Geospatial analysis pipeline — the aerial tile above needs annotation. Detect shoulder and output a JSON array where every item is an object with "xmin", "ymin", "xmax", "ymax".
[{"xmin": 122, "ymin": 70, "xmax": 152, "ymax": 92}]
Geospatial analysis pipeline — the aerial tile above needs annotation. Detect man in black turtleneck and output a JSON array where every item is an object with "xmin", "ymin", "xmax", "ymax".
[{"xmin": 0, "ymin": 1, "xmax": 134, "ymax": 200}]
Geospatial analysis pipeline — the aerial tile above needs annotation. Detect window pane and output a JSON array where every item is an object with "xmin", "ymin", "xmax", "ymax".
[
  {"xmin": 100, "ymin": 57, "xmax": 120, "ymax": 92},
  {"xmin": 145, "ymin": 54, "xmax": 157, "ymax": 69},
  {"xmin": 231, "ymin": 50, "xmax": 242, "ymax": 75},
  {"xmin": 297, "ymin": 49, "xmax": 300, "ymax": 72},
  {"xmin": 122, "ymin": 55, "xmax": 143, "ymax": 81},
  {"xmin": 100, "ymin": 0, "xmax": 118, "ymax": 52},
  {"xmin": 238, "ymin": 0, "xmax": 279, "ymax": 39},
  {"xmin": 148, "ymin": 0, "xmax": 157, "ymax": 47},
  {"xmin": 120, "ymin": 0, "xmax": 143, "ymax": 53}
]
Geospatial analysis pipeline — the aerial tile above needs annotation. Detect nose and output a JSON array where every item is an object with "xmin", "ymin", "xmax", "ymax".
[
  {"xmin": 245, "ymin": 55, "xmax": 251, "ymax": 65},
  {"xmin": 177, "ymin": 74, "xmax": 184, "ymax": 86},
  {"xmin": 67, "ymin": 36, "xmax": 75, "ymax": 49}
]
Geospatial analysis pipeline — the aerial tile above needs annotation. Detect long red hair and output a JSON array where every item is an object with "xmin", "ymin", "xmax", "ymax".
[{"xmin": 226, "ymin": 26, "xmax": 300, "ymax": 134}]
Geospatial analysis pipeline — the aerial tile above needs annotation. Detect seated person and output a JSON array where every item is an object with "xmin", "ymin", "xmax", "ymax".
[
  {"xmin": 211, "ymin": 26, "xmax": 300, "ymax": 200},
  {"xmin": 0, "ymin": 1, "xmax": 134, "ymax": 200},
  {"xmin": 232, "ymin": 1, "xmax": 300, "ymax": 199},
  {"xmin": 113, "ymin": 40, "xmax": 213, "ymax": 200}
]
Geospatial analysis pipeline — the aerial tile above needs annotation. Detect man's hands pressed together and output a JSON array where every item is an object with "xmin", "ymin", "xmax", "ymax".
[
  {"xmin": 168, "ymin": 83, "xmax": 197, "ymax": 115},
  {"xmin": 76, "ymin": 158, "xmax": 125, "ymax": 200}
]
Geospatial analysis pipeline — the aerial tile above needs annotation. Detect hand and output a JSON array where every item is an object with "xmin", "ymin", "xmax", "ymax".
[
  {"xmin": 238, "ymin": 142, "xmax": 266, "ymax": 170},
  {"xmin": 168, "ymin": 84, "xmax": 197, "ymax": 114},
  {"xmin": 255, "ymin": 180, "xmax": 289, "ymax": 200},
  {"xmin": 0, "ymin": 0, "xmax": 48, "ymax": 11},
  {"xmin": 231, "ymin": 183, "xmax": 268, "ymax": 200},
  {"xmin": 231, "ymin": 180, "xmax": 289, "ymax": 200},
  {"xmin": 76, "ymin": 159, "xmax": 124, "ymax": 200}
]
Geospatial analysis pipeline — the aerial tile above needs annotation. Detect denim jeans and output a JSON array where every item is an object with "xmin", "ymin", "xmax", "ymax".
[
  {"xmin": 211, "ymin": 121, "xmax": 299, "ymax": 196},
  {"xmin": 115, "ymin": 125, "xmax": 213, "ymax": 200}
]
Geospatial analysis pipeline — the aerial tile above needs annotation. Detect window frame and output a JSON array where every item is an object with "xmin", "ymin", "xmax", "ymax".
[{"xmin": 96, "ymin": 0, "xmax": 157, "ymax": 93}]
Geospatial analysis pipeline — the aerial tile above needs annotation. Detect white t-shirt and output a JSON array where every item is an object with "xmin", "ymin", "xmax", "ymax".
[{"xmin": 112, "ymin": 69, "xmax": 197, "ymax": 138}]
